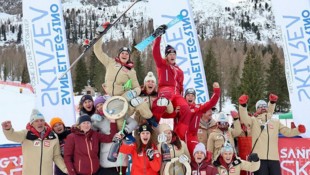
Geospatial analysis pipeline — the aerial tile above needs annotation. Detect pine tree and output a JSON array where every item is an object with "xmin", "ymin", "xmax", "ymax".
[
  {"xmin": 131, "ymin": 39, "xmax": 145, "ymax": 85},
  {"xmin": 74, "ymin": 59, "xmax": 89, "ymax": 94},
  {"xmin": 88, "ymin": 51, "xmax": 106, "ymax": 93},
  {"xmin": 204, "ymin": 45, "xmax": 219, "ymax": 97},
  {"xmin": 17, "ymin": 24, "xmax": 22, "ymax": 43},
  {"xmin": 228, "ymin": 66, "xmax": 241, "ymax": 105},
  {"xmin": 239, "ymin": 47, "xmax": 265, "ymax": 112},
  {"xmin": 21, "ymin": 63, "xmax": 30, "ymax": 84},
  {"xmin": 266, "ymin": 54, "xmax": 290, "ymax": 112}
]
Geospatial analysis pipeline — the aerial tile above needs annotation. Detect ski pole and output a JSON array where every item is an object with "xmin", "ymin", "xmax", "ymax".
[{"xmin": 58, "ymin": 0, "xmax": 142, "ymax": 79}]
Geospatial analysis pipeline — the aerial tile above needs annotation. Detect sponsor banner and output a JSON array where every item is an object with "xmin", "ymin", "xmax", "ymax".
[
  {"xmin": 23, "ymin": 0, "xmax": 76, "ymax": 125},
  {"xmin": 149, "ymin": 0, "xmax": 209, "ymax": 103},
  {"xmin": 0, "ymin": 146, "xmax": 22, "ymax": 175},
  {"xmin": 279, "ymin": 138, "xmax": 310, "ymax": 175},
  {"xmin": 271, "ymin": 0, "xmax": 310, "ymax": 137}
]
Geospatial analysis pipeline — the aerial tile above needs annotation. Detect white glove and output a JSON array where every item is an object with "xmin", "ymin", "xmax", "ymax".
[
  {"xmin": 157, "ymin": 97, "xmax": 169, "ymax": 107},
  {"xmin": 91, "ymin": 114, "xmax": 102, "ymax": 122},
  {"xmin": 179, "ymin": 154, "xmax": 189, "ymax": 164},
  {"xmin": 125, "ymin": 90, "xmax": 137, "ymax": 101},
  {"xmin": 130, "ymin": 97, "xmax": 143, "ymax": 107},
  {"xmin": 157, "ymin": 133, "xmax": 167, "ymax": 143}
]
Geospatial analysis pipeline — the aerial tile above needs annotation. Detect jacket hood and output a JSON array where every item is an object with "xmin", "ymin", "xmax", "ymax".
[
  {"xmin": 26, "ymin": 122, "xmax": 53, "ymax": 139},
  {"xmin": 115, "ymin": 57, "xmax": 134, "ymax": 69}
]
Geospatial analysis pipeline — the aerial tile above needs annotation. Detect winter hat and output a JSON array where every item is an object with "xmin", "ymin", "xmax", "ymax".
[
  {"xmin": 29, "ymin": 109, "xmax": 45, "ymax": 124},
  {"xmin": 165, "ymin": 45, "xmax": 176, "ymax": 57},
  {"xmin": 217, "ymin": 112, "xmax": 229, "ymax": 123},
  {"xmin": 80, "ymin": 94, "xmax": 93, "ymax": 105},
  {"xmin": 184, "ymin": 88, "xmax": 196, "ymax": 97},
  {"xmin": 78, "ymin": 114, "xmax": 92, "ymax": 125},
  {"xmin": 220, "ymin": 142, "xmax": 234, "ymax": 154},
  {"xmin": 158, "ymin": 123, "xmax": 172, "ymax": 133},
  {"xmin": 138, "ymin": 124, "xmax": 152, "ymax": 134},
  {"xmin": 50, "ymin": 117, "xmax": 64, "ymax": 128},
  {"xmin": 193, "ymin": 143, "xmax": 206, "ymax": 156},
  {"xmin": 144, "ymin": 72, "xmax": 157, "ymax": 85},
  {"xmin": 118, "ymin": 47, "xmax": 131, "ymax": 57},
  {"xmin": 94, "ymin": 96, "xmax": 107, "ymax": 107},
  {"xmin": 255, "ymin": 100, "xmax": 267, "ymax": 110}
]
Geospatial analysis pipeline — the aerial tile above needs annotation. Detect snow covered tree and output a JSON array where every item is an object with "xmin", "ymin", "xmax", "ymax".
[{"xmin": 21, "ymin": 63, "xmax": 30, "ymax": 84}]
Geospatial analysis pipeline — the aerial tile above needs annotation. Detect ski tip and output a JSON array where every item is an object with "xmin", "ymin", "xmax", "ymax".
[{"xmin": 134, "ymin": 45, "xmax": 144, "ymax": 52}]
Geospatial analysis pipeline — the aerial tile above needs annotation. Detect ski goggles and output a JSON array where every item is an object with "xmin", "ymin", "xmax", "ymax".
[{"xmin": 218, "ymin": 122, "xmax": 229, "ymax": 126}]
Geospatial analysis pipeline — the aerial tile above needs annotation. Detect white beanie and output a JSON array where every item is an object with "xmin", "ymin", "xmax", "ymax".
[
  {"xmin": 255, "ymin": 100, "xmax": 267, "ymax": 110},
  {"xmin": 158, "ymin": 123, "xmax": 172, "ymax": 133},
  {"xmin": 29, "ymin": 109, "xmax": 45, "ymax": 124},
  {"xmin": 144, "ymin": 72, "xmax": 157, "ymax": 85},
  {"xmin": 216, "ymin": 112, "xmax": 228, "ymax": 123},
  {"xmin": 221, "ymin": 142, "xmax": 234, "ymax": 154},
  {"xmin": 193, "ymin": 143, "xmax": 206, "ymax": 156}
]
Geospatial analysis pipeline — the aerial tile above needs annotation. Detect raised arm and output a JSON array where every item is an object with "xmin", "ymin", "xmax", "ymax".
[
  {"xmin": 238, "ymin": 95, "xmax": 252, "ymax": 127},
  {"xmin": 152, "ymin": 37, "xmax": 166, "ymax": 67},
  {"xmin": 199, "ymin": 82, "xmax": 221, "ymax": 113},
  {"xmin": 93, "ymin": 38, "xmax": 112, "ymax": 67},
  {"xmin": 2, "ymin": 121, "xmax": 26, "ymax": 143}
]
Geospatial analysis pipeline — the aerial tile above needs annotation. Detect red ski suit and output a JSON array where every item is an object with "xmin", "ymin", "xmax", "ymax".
[
  {"xmin": 152, "ymin": 36, "xmax": 191, "ymax": 140},
  {"xmin": 119, "ymin": 143, "xmax": 161, "ymax": 175},
  {"xmin": 186, "ymin": 87, "xmax": 221, "ymax": 159}
]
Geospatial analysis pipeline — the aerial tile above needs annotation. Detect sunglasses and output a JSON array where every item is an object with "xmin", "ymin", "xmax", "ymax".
[
  {"xmin": 218, "ymin": 122, "xmax": 229, "ymax": 126},
  {"xmin": 257, "ymin": 104, "xmax": 267, "ymax": 109}
]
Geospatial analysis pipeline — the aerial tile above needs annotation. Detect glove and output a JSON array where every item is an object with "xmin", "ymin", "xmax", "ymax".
[
  {"xmin": 157, "ymin": 133, "xmax": 167, "ymax": 143},
  {"xmin": 179, "ymin": 154, "xmax": 189, "ymax": 164},
  {"xmin": 238, "ymin": 94, "xmax": 249, "ymax": 105},
  {"xmin": 152, "ymin": 24, "xmax": 168, "ymax": 37},
  {"xmin": 96, "ymin": 22, "xmax": 111, "ymax": 33},
  {"xmin": 157, "ymin": 97, "xmax": 169, "ymax": 107},
  {"xmin": 206, "ymin": 151, "xmax": 212, "ymax": 163},
  {"xmin": 298, "ymin": 125, "xmax": 306, "ymax": 133},
  {"xmin": 230, "ymin": 111, "xmax": 239, "ymax": 119},
  {"xmin": 247, "ymin": 153, "xmax": 259, "ymax": 162},
  {"xmin": 83, "ymin": 39, "xmax": 90, "ymax": 47},
  {"xmin": 125, "ymin": 90, "xmax": 137, "ymax": 101},
  {"xmin": 269, "ymin": 93, "xmax": 278, "ymax": 104},
  {"xmin": 130, "ymin": 97, "xmax": 143, "ymax": 107},
  {"xmin": 291, "ymin": 122, "xmax": 296, "ymax": 129},
  {"xmin": 91, "ymin": 114, "xmax": 102, "ymax": 122},
  {"xmin": 147, "ymin": 116, "xmax": 158, "ymax": 127},
  {"xmin": 146, "ymin": 149, "xmax": 154, "ymax": 161}
]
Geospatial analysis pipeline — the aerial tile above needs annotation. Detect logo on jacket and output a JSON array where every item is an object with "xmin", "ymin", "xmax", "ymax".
[
  {"xmin": 230, "ymin": 167, "xmax": 236, "ymax": 173},
  {"xmin": 34, "ymin": 141, "xmax": 41, "ymax": 146},
  {"xmin": 44, "ymin": 141, "xmax": 50, "ymax": 147}
]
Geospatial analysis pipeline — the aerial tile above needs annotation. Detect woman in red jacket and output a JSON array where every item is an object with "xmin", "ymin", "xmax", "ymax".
[
  {"xmin": 152, "ymin": 27, "xmax": 192, "ymax": 140},
  {"xmin": 119, "ymin": 124, "xmax": 161, "ymax": 175},
  {"xmin": 64, "ymin": 114, "xmax": 119, "ymax": 175}
]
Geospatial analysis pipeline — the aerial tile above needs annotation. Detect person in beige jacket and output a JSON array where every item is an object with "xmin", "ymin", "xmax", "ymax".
[
  {"xmin": 1, "ymin": 109, "xmax": 67, "ymax": 175},
  {"xmin": 213, "ymin": 142, "xmax": 260, "ymax": 175},
  {"xmin": 197, "ymin": 108, "xmax": 218, "ymax": 148},
  {"xmin": 207, "ymin": 112, "xmax": 242, "ymax": 162},
  {"xmin": 238, "ymin": 94, "xmax": 306, "ymax": 175},
  {"xmin": 94, "ymin": 27, "xmax": 156, "ymax": 129},
  {"xmin": 157, "ymin": 123, "xmax": 191, "ymax": 175}
]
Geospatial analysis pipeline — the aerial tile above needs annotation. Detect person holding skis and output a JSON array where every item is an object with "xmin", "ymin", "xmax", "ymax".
[
  {"xmin": 94, "ymin": 22, "xmax": 158, "ymax": 130},
  {"xmin": 151, "ymin": 24, "xmax": 192, "ymax": 140}
]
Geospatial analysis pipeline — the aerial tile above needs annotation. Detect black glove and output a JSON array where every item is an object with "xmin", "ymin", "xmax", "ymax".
[
  {"xmin": 248, "ymin": 153, "xmax": 259, "ymax": 162},
  {"xmin": 146, "ymin": 149, "xmax": 154, "ymax": 161},
  {"xmin": 152, "ymin": 24, "xmax": 168, "ymax": 37}
]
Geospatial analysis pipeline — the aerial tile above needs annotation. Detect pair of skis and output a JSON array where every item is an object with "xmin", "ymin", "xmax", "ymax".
[{"xmin": 59, "ymin": 0, "xmax": 184, "ymax": 79}]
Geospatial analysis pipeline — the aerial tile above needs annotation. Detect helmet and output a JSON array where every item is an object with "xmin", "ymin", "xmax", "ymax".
[
  {"xmin": 255, "ymin": 100, "xmax": 267, "ymax": 110},
  {"xmin": 221, "ymin": 142, "xmax": 234, "ymax": 154},
  {"xmin": 184, "ymin": 88, "xmax": 196, "ymax": 97}
]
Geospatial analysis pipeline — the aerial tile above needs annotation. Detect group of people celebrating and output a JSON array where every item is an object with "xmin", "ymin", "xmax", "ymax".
[{"xmin": 1, "ymin": 24, "xmax": 307, "ymax": 175}]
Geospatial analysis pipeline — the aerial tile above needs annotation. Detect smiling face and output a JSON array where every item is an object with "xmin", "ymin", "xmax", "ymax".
[
  {"xmin": 80, "ymin": 121, "xmax": 91, "ymax": 133},
  {"xmin": 52, "ymin": 122, "xmax": 65, "ymax": 134},
  {"xmin": 194, "ymin": 151, "xmax": 206, "ymax": 163},
  {"xmin": 95, "ymin": 103, "xmax": 104, "ymax": 115},
  {"xmin": 163, "ymin": 130, "xmax": 172, "ymax": 143},
  {"xmin": 140, "ymin": 131, "xmax": 151, "ymax": 145},
  {"xmin": 166, "ymin": 52, "xmax": 176, "ymax": 65},
  {"xmin": 83, "ymin": 99, "xmax": 94, "ymax": 112},
  {"xmin": 144, "ymin": 80, "xmax": 156, "ymax": 94},
  {"xmin": 32, "ymin": 119, "xmax": 45, "ymax": 133},
  {"xmin": 119, "ymin": 51, "xmax": 130, "ymax": 64},
  {"xmin": 201, "ymin": 109, "xmax": 212, "ymax": 122},
  {"xmin": 222, "ymin": 151, "xmax": 234, "ymax": 164}
]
